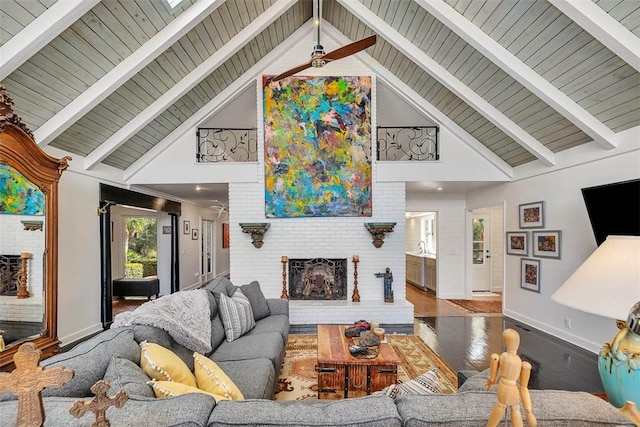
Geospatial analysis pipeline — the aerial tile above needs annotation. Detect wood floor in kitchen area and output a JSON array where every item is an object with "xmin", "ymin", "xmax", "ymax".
[{"xmin": 406, "ymin": 284, "xmax": 604, "ymax": 393}]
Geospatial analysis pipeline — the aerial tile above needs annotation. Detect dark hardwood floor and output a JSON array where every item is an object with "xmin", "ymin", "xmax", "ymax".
[{"xmin": 407, "ymin": 285, "xmax": 603, "ymax": 393}]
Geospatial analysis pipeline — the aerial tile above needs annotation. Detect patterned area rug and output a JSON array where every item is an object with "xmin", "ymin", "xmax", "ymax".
[
  {"xmin": 275, "ymin": 334, "xmax": 457, "ymax": 401},
  {"xmin": 446, "ymin": 299, "xmax": 502, "ymax": 314}
]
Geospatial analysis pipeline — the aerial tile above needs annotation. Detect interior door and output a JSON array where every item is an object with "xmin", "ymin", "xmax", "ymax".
[
  {"xmin": 471, "ymin": 214, "xmax": 491, "ymax": 292},
  {"xmin": 201, "ymin": 219, "xmax": 215, "ymax": 283}
]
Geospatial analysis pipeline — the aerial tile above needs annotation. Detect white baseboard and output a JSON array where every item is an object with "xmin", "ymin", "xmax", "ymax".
[
  {"xmin": 59, "ymin": 322, "xmax": 103, "ymax": 347},
  {"xmin": 503, "ymin": 308, "xmax": 600, "ymax": 354},
  {"xmin": 216, "ymin": 271, "xmax": 230, "ymax": 278}
]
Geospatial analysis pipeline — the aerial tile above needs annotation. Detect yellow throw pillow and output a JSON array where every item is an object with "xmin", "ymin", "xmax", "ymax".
[
  {"xmin": 193, "ymin": 353, "xmax": 244, "ymax": 400},
  {"xmin": 140, "ymin": 341, "xmax": 197, "ymax": 388},
  {"xmin": 148, "ymin": 380, "xmax": 225, "ymax": 401}
]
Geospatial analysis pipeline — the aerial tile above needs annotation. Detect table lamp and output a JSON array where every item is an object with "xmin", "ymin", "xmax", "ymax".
[{"xmin": 551, "ymin": 235, "xmax": 640, "ymax": 413}]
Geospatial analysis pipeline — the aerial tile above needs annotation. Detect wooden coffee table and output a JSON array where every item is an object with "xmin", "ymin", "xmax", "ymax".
[{"xmin": 317, "ymin": 324, "xmax": 401, "ymax": 399}]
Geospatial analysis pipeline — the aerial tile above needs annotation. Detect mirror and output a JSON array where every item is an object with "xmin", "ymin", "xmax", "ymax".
[{"xmin": 0, "ymin": 86, "xmax": 70, "ymax": 371}]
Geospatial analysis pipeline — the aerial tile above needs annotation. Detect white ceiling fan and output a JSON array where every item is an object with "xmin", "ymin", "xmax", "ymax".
[{"xmin": 266, "ymin": 0, "xmax": 376, "ymax": 83}]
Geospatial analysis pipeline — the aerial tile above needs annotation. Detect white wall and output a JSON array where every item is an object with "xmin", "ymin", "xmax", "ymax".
[
  {"xmin": 467, "ymin": 137, "xmax": 640, "ymax": 353},
  {"xmin": 57, "ymin": 171, "xmax": 103, "ymax": 345}
]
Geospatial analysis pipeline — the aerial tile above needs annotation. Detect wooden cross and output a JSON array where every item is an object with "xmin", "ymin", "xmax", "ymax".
[
  {"xmin": 69, "ymin": 380, "xmax": 128, "ymax": 427},
  {"xmin": 0, "ymin": 342, "xmax": 74, "ymax": 427}
]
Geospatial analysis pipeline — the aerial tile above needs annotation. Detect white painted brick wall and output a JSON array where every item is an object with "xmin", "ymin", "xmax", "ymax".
[
  {"xmin": 228, "ymin": 70, "xmax": 413, "ymax": 325},
  {"xmin": 0, "ymin": 296, "xmax": 44, "ymax": 322}
]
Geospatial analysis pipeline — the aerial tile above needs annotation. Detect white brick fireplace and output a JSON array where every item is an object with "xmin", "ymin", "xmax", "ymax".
[{"xmin": 227, "ymin": 76, "xmax": 413, "ymax": 326}]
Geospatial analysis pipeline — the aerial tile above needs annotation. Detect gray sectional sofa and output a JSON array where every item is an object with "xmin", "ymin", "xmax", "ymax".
[{"xmin": 0, "ymin": 277, "xmax": 634, "ymax": 426}]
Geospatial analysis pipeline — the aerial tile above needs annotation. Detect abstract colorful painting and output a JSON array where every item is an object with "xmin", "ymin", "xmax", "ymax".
[
  {"xmin": 263, "ymin": 75, "xmax": 372, "ymax": 218},
  {"xmin": 0, "ymin": 163, "xmax": 44, "ymax": 215}
]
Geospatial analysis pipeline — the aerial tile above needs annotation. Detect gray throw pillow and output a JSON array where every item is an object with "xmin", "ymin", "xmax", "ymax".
[
  {"xmin": 41, "ymin": 328, "xmax": 140, "ymax": 397},
  {"xmin": 103, "ymin": 356, "xmax": 154, "ymax": 398},
  {"xmin": 217, "ymin": 288, "xmax": 255, "ymax": 342},
  {"xmin": 240, "ymin": 281, "xmax": 271, "ymax": 321}
]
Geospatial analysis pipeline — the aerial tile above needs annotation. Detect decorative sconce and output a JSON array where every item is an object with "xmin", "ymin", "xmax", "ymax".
[
  {"xmin": 21, "ymin": 220, "xmax": 43, "ymax": 231},
  {"xmin": 365, "ymin": 222, "xmax": 396, "ymax": 248},
  {"xmin": 239, "ymin": 223, "xmax": 270, "ymax": 248}
]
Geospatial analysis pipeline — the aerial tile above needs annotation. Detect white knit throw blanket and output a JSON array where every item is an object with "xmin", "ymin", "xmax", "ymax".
[{"xmin": 112, "ymin": 289, "xmax": 212, "ymax": 354}]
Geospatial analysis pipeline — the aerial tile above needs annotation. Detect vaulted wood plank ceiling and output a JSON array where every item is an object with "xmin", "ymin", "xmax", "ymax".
[{"xmin": 1, "ymin": 0, "xmax": 638, "ymax": 176}]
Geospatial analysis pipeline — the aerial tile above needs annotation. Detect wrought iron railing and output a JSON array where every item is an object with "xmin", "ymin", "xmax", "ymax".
[
  {"xmin": 196, "ymin": 128, "xmax": 258, "ymax": 163},
  {"xmin": 376, "ymin": 126, "xmax": 439, "ymax": 161}
]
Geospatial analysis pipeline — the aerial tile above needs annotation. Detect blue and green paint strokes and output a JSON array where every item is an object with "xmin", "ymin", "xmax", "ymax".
[
  {"xmin": 264, "ymin": 76, "xmax": 372, "ymax": 218},
  {"xmin": 0, "ymin": 164, "xmax": 44, "ymax": 215}
]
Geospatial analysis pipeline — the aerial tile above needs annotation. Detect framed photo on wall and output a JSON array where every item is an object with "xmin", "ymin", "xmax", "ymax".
[
  {"xmin": 521, "ymin": 258, "xmax": 541, "ymax": 293},
  {"xmin": 532, "ymin": 230, "xmax": 562, "ymax": 259},
  {"xmin": 519, "ymin": 201, "xmax": 544, "ymax": 228},
  {"xmin": 192, "ymin": 228, "xmax": 199, "ymax": 240},
  {"xmin": 183, "ymin": 220, "xmax": 190, "ymax": 235},
  {"xmin": 162, "ymin": 225, "xmax": 172, "ymax": 235},
  {"xmin": 506, "ymin": 231, "xmax": 528, "ymax": 256}
]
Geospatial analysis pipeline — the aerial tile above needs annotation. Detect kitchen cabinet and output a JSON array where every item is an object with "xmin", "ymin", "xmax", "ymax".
[{"xmin": 406, "ymin": 254, "xmax": 425, "ymax": 289}]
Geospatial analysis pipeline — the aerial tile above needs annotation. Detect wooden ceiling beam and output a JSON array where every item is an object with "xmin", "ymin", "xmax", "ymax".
[
  {"xmin": 34, "ymin": 0, "xmax": 227, "ymax": 147},
  {"xmin": 339, "ymin": 0, "xmax": 555, "ymax": 166},
  {"xmin": 418, "ymin": 0, "xmax": 618, "ymax": 150},
  {"xmin": 124, "ymin": 20, "xmax": 315, "ymax": 181},
  {"xmin": 549, "ymin": 0, "xmax": 640, "ymax": 73},
  {"xmin": 323, "ymin": 23, "xmax": 513, "ymax": 179},
  {"xmin": 0, "ymin": 0, "xmax": 99, "ymax": 81},
  {"xmin": 84, "ymin": 0, "xmax": 299, "ymax": 170}
]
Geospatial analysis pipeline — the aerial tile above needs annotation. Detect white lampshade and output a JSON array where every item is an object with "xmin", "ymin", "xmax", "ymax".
[{"xmin": 551, "ymin": 235, "xmax": 640, "ymax": 320}]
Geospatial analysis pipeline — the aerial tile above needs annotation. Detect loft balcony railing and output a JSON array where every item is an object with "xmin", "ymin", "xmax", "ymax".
[
  {"xmin": 196, "ymin": 126, "xmax": 438, "ymax": 163},
  {"xmin": 197, "ymin": 128, "xmax": 258, "ymax": 163},
  {"xmin": 376, "ymin": 126, "xmax": 439, "ymax": 161}
]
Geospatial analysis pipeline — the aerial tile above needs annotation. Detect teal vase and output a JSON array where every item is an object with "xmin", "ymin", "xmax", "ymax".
[{"xmin": 598, "ymin": 332, "xmax": 640, "ymax": 408}]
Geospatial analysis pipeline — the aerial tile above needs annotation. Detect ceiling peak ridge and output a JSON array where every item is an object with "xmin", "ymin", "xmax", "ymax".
[
  {"xmin": 322, "ymin": 23, "xmax": 513, "ymax": 180},
  {"xmin": 123, "ymin": 22, "xmax": 316, "ymax": 181}
]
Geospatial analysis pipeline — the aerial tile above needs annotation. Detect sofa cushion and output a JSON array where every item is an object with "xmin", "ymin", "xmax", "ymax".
[
  {"xmin": 217, "ymin": 288, "xmax": 255, "ymax": 342},
  {"xmin": 243, "ymin": 314, "xmax": 289, "ymax": 344},
  {"xmin": 41, "ymin": 327, "xmax": 139, "ymax": 397},
  {"xmin": 395, "ymin": 390, "xmax": 636, "ymax": 427},
  {"xmin": 266, "ymin": 298, "xmax": 289, "ymax": 317},
  {"xmin": 140, "ymin": 341, "xmax": 197, "ymax": 387},
  {"xmin": 217, "ymin": 358, "xmax": 276, "ymax": 400},
  {"xmin": 208, "ymin": 395, "xmax": 402, "ymax": 427},
  {"xmin": 0, "ymin": 394, "xmax": 216, "ymax": 427},
  {"xmin": 209, "ymin": 315, "xmax": 226, "ymax": 354},
  {"xmin": 205, "ymin": 276, "xmax": 236, "ymax": 297},
  {"xmin": 239, "ymin": 281, "xmax": 270, "ymax": 321},
  {"xmin": 193, "ymin": 353, "xmax": 244, "ymax": 400},
  {"xmin": 212, "ymin": 332, "xmax": 284, "ymax": 372},
  {"xmin": 377, "ymin": 368, "xmax": 441, "ymax": 399},
  {"xmin": 103, "ymin": 356, "xmax": 154, "ymax": 398}
]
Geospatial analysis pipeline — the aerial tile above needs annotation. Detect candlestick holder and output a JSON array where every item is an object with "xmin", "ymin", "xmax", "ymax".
[
  {"xmin": 352, "ymin": 255, "xmax": 360, "ymax": 302},
  {"xmin": 17, "ymin": 252, "xmax": 32, "ymax": 299},
  {"xmin": 281, "ymin": 257, "xmax": 289, "ymax": 300}
]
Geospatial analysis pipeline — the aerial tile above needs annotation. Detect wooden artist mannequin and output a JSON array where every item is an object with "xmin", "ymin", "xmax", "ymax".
[{"xmin": 486, "ymin": 328, "xmax": 537, "ymax": 427}]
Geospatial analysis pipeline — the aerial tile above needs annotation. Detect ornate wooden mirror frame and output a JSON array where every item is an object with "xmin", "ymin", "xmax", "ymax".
[{"xmin": 0, "ymin": 86, "xmax": 70, "ymax": 370}]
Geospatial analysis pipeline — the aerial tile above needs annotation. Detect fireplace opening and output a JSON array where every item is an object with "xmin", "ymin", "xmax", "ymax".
[
  {"xmin": 0, "ymin": 255, "xmax": 21, "ymax": 296},
  {"xmin": 288, "ymin": 258, "xmax": 347, "ymax": 300}
]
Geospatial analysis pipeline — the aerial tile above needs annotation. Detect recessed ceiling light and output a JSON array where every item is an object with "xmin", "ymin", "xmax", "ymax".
[
  {"xmin": 437, "ymin": 187, "xmax": 443, "ymax": 191},
  {"xmin": 195, "ymin": 186, "xmax": 202, "ymax": 191}
]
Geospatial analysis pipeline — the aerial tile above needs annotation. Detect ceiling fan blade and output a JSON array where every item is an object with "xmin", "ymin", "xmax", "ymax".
[
  {"xmin": 322, "ymin": 35, "xmax": 376, "ymax": 62},
  {"xmin": 267, "ymin": 60, "xmax": 314, "ymax": 83}
]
